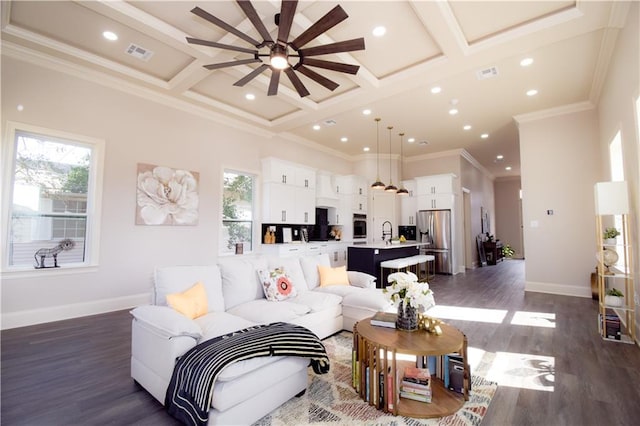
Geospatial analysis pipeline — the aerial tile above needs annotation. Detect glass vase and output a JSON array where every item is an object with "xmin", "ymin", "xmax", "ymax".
[{"xmin": 396, "ymin": 300, "xmax": 418, "ymax": 331}]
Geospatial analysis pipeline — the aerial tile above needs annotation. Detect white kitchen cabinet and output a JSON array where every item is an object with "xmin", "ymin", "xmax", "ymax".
[
  {"xmin": 416, "ymin": 193, "xmax": 454, "ymax": 210},
  {"xmin": 416, "ymin": 174, "xmax": 455, "ymax": 195},
  {"xmin": 329, "ymin": 242, "xmax": 348, "ymax": 267},
  {"xmin": 261, "ymin": 243, "xmax": 307, "ymax": 257},
  {"xmin": 400, "ymin": 179, "xmax": 417, "ymax": 225},
  {"xmin": 328, "ymin": 195, "xmax": 351, "ymax": 226},
  {"xmin": 415, "ymin": 174, "xmax": 456, "ymax": 211},
  {"xmin": 262, "ymin": 158, "xmax": 316, "ymax": 224}
]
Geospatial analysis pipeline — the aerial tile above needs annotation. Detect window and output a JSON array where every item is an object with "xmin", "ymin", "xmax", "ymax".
[
  {"xmin": 221, "ymin": 170, "xmax": 254, "ymax": 254},
  {"xmin": 609, "ymin": 130, "xmax": 623, "ymax": 181},
  {"xmin": 2, "ymin": 122, "xmax": 104, "ymax": 270}
]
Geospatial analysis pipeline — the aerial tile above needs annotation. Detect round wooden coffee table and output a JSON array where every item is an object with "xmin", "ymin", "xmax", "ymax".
[{"xmin": 352, "ymin": 318, "xmax": 470, "ymax": 418}]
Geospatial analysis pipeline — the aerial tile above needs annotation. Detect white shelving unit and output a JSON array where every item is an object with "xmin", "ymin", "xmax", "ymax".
[{"xmin": 594, "ymin": 181, "xmax": 635, "ymax": 343}]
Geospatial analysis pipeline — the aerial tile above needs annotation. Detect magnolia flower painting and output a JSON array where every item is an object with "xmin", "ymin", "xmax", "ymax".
[{"xmin": 136, "ymin": 163, "xmax": 199, "ymax": 225}]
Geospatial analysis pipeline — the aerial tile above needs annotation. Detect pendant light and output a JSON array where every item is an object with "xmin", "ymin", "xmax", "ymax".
[
  {"xmin": 384, "ymin": 125, "xmax": 397, "ymax": 193},
  {"xmin": 396, "ymin": 132, "xmax": 409, "ymax": 196},
  {"xmin": 370, "ymin": 118, "xmax": 386, "ymax": 190}
]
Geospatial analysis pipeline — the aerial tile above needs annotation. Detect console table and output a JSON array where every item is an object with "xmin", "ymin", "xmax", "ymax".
[{"xmin": 352, "ymin": 319, "xmax": 470, "ymax": 418}]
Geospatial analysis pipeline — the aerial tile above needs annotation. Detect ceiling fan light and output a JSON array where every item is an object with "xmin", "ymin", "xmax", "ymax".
[{"xmin": 270, "ymin": 44, "xmax": 289, "ymax": 69}]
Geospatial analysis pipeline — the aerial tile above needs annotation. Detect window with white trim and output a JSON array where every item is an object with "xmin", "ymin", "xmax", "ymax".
[
  {"xmin": 2, "ymin": 122, "xmax": 104, "ymax": 270},
  {"xmin": 221, "ymin": 170, "xmax": 254, "ymax": 254}
]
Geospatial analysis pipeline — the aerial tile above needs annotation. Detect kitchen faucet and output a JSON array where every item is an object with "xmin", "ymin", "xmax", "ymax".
[{"xmin": 381, "ymin": 221, "xmax": 393, "ymax": 244}]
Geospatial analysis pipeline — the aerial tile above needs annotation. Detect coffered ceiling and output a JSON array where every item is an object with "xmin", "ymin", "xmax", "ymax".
[{"xmin": 1, "ymin": 1, "xmax": 632, "ymax": 177}]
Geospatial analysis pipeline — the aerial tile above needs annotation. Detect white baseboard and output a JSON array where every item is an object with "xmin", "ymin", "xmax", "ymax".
[
  {"xmin": 525, "ymin": 281, "xmax": 592, "ymax": 298},
  {"xmin": 1, "ymin": 293, "xmax": 151, "ymax": 330}
]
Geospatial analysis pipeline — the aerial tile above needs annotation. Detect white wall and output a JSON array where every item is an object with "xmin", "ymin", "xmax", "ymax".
[
  {"xmin": 495, "ymin": 177, "xmax": 523, "ymax": 258},
  {"xmin": 0, "ymin": 56, "xmax": 352, "ymax": 328},
  {"xmin": 517, "ymin": 107, "xmax": 601, "ymax": 297}
]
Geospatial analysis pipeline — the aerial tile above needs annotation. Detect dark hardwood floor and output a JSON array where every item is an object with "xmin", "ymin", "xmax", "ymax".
[{"xmin": 2, "ymin": 259, "xmax": 639, "ymax": 425}]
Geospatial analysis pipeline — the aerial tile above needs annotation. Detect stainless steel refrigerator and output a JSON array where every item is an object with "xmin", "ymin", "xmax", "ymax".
[{"xmin": 417, "ymin": 209, "xmax": 452, "ymax": 274}]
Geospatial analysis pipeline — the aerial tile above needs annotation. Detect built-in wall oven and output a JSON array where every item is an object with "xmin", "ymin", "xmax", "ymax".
[{"xmin": 353, "ymin": 214, "xmax": 367, "ymax": 239}]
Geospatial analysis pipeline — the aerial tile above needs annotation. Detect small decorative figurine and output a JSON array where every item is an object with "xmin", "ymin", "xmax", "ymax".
[
  {"xmin": 418, "ymin": 314, "xmax": 443, "ymax": 335},
  {"xmin": 34, "ymin": 239, "xmax": 76, "ymax": 269}
]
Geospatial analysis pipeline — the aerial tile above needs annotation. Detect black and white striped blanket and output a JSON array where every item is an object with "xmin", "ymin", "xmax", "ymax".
[{"xmin": 165, "ymin": 322, "xmax": 329, "ymax": 426}]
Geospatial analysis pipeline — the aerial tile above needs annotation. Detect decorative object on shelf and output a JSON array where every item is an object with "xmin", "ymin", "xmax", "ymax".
[
  {"xmin": 604, "ymin": 288, "xmax": 624, "ymax": 307},
  {"xmin": 396, "ymin": 132, "xmax": 409, "ymax": 196},
  {"xmin": 384, "ymin": 126, "xmax": 398, "ymax": 193},
  {"xmin": 136, "ymin": 163, "xmax": 199, "ymax": 226},
  {"xmin": 603, "ymin": 227, "xmax": 620, "ymax": 246},
  {"xmin": 383, "ymin": 271, "xmax": 435, "ymax": 331},
  {"xmin": 596, "ymin": 248, "xmax": 619, "ymax": 274},
  {"xmin": 186, "ymin": 1, "xmax": 365, "ymax": 97},
  {"xmin": 370, "ymin": 118, "xmax": 386, "ymax": 190},
  {"xmin": 33, "ymin": 238, "xmax": 76, "ymax": 269}
]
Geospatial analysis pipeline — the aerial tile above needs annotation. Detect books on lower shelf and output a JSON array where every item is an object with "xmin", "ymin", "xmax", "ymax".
[
  {"xmin": 598, "ymin": 313, "xmax": 621, "ymax": 340},
  {"xmin": 370, "ymin": 311, "xmax": 397, "ymax": 328},
  {"xmin": 400, "ymin": 365, "xmax": 432, "ymax": 403}
]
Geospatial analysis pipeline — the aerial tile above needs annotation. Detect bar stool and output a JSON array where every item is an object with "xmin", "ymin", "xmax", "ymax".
[
  {"xmin": 410, "ymin": 254, "xmax": 435, "ymax": 282},
  {"xmin": 380, "ymin": 257, "xmax": 416, "ymax": 287}
]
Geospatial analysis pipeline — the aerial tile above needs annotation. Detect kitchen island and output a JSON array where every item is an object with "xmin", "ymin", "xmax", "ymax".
[{"xmin": 347, "ymin": 242, "xmax": 423, "ymax": 288}]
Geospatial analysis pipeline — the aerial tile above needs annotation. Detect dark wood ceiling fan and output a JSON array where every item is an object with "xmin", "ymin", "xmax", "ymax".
[{"xmin": 186, "ymin": 0, "xmax": 365, "ymax": 97}]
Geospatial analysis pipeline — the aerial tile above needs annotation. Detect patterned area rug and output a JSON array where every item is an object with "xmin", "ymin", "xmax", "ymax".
[{"xmin": 254, "ymin": 331, "xmax": 497, "ymax": 426}]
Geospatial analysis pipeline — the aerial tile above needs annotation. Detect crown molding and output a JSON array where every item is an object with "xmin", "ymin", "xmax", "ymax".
[{"xmin": 513, "ymin": 101, "xmax": 595, "ymax": 125}]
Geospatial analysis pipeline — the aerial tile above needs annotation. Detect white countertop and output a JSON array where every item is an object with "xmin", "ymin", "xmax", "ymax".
[{"xmin": 348, "ymin": 241, "xmax": 423, "ymax": 249}]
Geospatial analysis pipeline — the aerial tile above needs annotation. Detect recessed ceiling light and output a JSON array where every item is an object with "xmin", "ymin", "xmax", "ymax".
[
  {"xmin": 408, "ymin": 137, "xmax": 415, "ymax": 143},
  {"xmin": 463, "ymin": 125, "xmax": 471, "ymax": 130},
  {"xmin": 526, "ymin": 89, "xmax": 538, "ymax": 96},
  {"xmin": 313, "ymin": 124, "xmax": 321, "ymax": 131},
  {"xmin": 419, "ymin": 140, "xmax": 428, "ymax": 145},
  {"xmin": 505, "ymin": 166, "xmax": 512, "ymax": 171},
  {"xmin": 481, "ymin": 133, "xmax": 489, "ymax": 139},
  {"xmin": 362, "ymin": 109, "xmax": 371, "ymax": 115},
  {"xmin": 340, "ymin": 137, "xmax": 348, "ymax": 142},
  {"xmin": 102, "ymin": 31, "xmax": 118, "ymax": 41},
  {"xmin": 245, "ymin": 93, "xmax": 255, "ymax": 100},
  {"xmin": 449, "ymin": 108, "xmax": 458, "ymax": 115},
  {"xmin": 363, "ymin": 147, "xmax": 370, "ymax": 152},
  {"xmin": 431, "ymin": 86, "xmax": 441, "ymax": 94},
  {"xmin": 496, "ymin": 154, "xmax": 504, "ymax": 160},
  {"xmin": 520, "ymin": 57, "xmax": 534, "ymax": 67},
  {"xmin": 372, "ymin": 26, "xmax": 386, "ymax": 37},
  {"xmin": 16, "ymin": 104, "xmax": 24, "ymax": 111}
]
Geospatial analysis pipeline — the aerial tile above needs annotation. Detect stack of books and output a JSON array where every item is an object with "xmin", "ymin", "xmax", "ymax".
[
  {"xmin": 399, "ymin": 365, "xmax": 432, "ymax": 403},
  {"xmin": 370, "ymin": 311, "xmax": 397, "ymax": 328},
  {"xmin": 599, "ymin": 313, "xmax": 621, "ymax": 340}
]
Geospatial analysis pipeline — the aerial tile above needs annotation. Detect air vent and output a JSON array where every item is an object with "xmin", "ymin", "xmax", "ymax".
[
  {"xmin": 324, "ymin": 119, "xmax": 337, "ymax": 126},
  {"xmin": 125, "ymin": 43, "xmax": 154, "ymax": 61},
  {"xmin": 476, "ymin": 66, "xmax": 499, "ymax": 80}
]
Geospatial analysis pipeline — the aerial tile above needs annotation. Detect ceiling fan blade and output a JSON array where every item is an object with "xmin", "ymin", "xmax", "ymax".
[
  {"xmin": 277, "ymin": 0, "xmax": 297, "ymax": 44},
  {"xmin": 186, "ymin": 37, "xmax": 257, "ymax": 55},
  {"xmin": 236, "ymin": 0, "xmax": 273, "ymax": 44},
  {"xmin": 295, "ymin": 65, "xmax": 339, "ymax": 91},
  {"xmin": 289, "ymin": 5, "xmax": 348, "ymax": 50},
  {"xmin": 191, "ymin": 6, "xmax": 261, "ymax": 47},
  {"xmin": 301, "ymin": 58, "xmax": 359, "ymax": 75},
  {"xmin": 203, "ymin": 58, "xmax": 261, "ymax": 70},
  {"xmin": 299, "ymin": 38, "xmax": 365, "ymax": 57},
  {"xmin": 233, "ymin": 64, "xmax": 270, "ymax": 87},
  {"xmin": 284, "ymin": 68, "xmax": 310, "ymax": 97},
  {"xmin": 268, "ymin": 69, "xmax": 281, "ymax": 96}
]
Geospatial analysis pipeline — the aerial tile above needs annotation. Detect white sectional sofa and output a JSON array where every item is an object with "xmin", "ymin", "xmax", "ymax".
[{"xmin": 130, "ymin": 252, "xmax": 393, "ymax": 425}]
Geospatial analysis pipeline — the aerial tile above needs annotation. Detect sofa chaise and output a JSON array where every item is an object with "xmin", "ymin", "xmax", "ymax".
[{"xmin": 130, "ymin": 252, "xmax": 394, "ymax": 425}]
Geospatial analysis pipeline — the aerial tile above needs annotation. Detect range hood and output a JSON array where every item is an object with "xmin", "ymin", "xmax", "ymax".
[{"xmin": 316, "ymin": 171, "xmax": 338, "ymax": 208}]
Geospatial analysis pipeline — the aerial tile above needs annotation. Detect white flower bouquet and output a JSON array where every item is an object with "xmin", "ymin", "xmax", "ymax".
[{"xmin": 383, "ymin": 271, "xmax": 435, "ymax": 313}]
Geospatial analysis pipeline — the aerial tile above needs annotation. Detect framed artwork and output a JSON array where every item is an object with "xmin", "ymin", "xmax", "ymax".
[
  {"xmin": 136, "ymin": 163, "xmax": 199, "ymax": 225},
  {"xmin": 481, "ymin": 207, "xmax": 490, "ymax": 235}
]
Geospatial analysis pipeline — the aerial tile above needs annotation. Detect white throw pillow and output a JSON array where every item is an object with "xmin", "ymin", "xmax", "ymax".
[
  {"xmin": 347, "ymin": 271, "xmax": 377, "ymax": 288},
  {"xmin": 218, "ymin": 256, "xmax": 268, "ymax": 310}
]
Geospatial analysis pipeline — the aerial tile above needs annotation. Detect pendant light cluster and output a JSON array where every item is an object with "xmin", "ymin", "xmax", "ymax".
[{"xmin": 370, "ymin": 118, "xmax": 408, "ymax": 196}]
